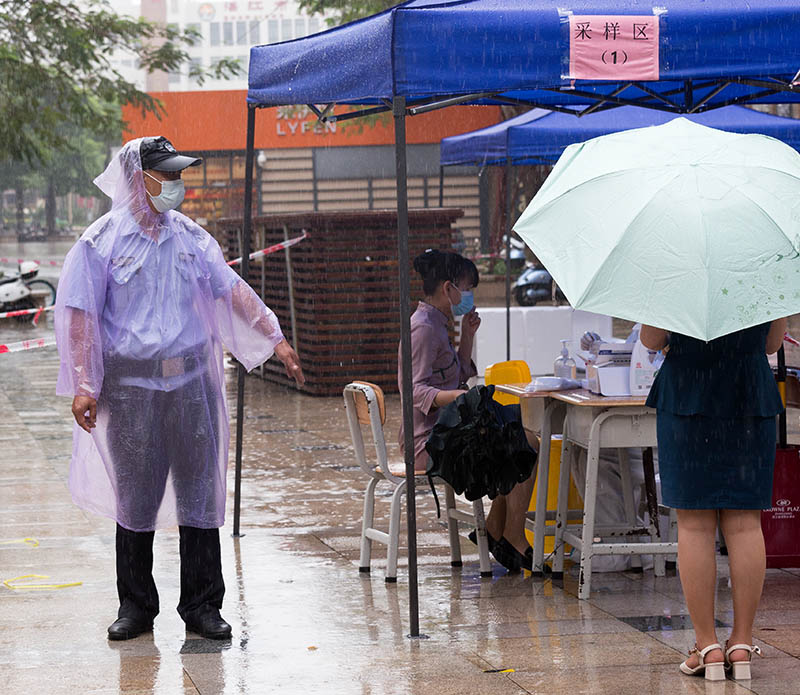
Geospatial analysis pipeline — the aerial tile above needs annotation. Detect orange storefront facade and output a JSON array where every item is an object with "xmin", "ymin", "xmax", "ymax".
[{"xmin": 123, "ymin": 91, "xmax": 501, "ymax": 240}]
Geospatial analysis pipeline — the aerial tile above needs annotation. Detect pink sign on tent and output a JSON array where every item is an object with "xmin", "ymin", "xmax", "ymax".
[{"xmin": 568, "ymin": 15, "xmax": 660, "ymax": 81}]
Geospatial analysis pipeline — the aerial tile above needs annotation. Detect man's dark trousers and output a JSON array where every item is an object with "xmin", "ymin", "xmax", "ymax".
[
  {"xmin": 103, "ymin": 369, "xmax": 225, "ymax": 624},
  {"xmin": 116, "ymin": 524, "xmax": 225, "ymax": 623}
]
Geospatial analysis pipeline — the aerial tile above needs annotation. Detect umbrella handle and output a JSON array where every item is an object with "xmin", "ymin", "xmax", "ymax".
[{"xmin": 778, "ymin": 345, "xmax": 787, "ymax": 449}]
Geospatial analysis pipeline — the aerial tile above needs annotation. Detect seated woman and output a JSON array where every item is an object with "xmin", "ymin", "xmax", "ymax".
[{"xmin": 398, "ymin": 249, "xmax": 536, "ymax": 572}]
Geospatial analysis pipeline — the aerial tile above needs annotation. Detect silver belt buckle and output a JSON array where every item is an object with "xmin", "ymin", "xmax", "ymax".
[{"xmin": 162, "ymin": 357, "xmax": 185, "ymax": 378}]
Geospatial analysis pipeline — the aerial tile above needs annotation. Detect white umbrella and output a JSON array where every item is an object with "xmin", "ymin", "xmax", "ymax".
[{"xmin": 513, "ymin": 117, "xmax": 800, "ymax": 341}]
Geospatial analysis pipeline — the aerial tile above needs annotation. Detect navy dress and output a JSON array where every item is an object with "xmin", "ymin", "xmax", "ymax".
[{"xmin": 645, "ymin": 324, "xmax": 783, "ymax": 510}]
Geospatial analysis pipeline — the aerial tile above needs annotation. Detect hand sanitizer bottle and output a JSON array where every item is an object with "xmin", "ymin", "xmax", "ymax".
[{"xmin": 554, "ymin": 340, "xmax": 577, "ymax": 379}]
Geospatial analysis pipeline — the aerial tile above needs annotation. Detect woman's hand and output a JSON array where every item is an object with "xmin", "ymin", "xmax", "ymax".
[
  {"xmin": 640, "ymin": 325, "xmax": 669, "ymax": 351},
  {"xmin": 766, "ymin": 317, "xmax": 788, "ymax": 354},
  {"xmin": 433, "ymin": 388, "xmax": 466, "ymax": 408},
  {"xmin": 461, "ymin": 308, "xmax": 481, "ymax": 339},
  {"xmin": 274, "ymin": 339, "xmax": 305, "ymax": 386},
  {"xmin": 72, "ymin": 396, "xmax": 97, "ymax": 433}
]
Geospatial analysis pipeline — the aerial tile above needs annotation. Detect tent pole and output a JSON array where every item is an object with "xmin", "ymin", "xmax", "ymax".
[
  {"xmin": 504, "ymin": 157, "xmax": 513, "ymax": 361},
  {"xmin": 233, "ymin": 104, "xmax": 257, "ymax": 538},
  {"xmin": 394, "ymin": 95, "xmax": 421, "ymax": 639},
  {"xmin": 438, "ymin": 165, "xmax": 444, "ymax": 207}
]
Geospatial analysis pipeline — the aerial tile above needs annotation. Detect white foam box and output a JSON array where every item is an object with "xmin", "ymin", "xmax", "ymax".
[
  {"xmin": 469, "ymin": 307, "xmax": 528, "ymax": 376},
  {"xmin": 469, "ymin": 306, "xmax": 612, "ymax": 377}
]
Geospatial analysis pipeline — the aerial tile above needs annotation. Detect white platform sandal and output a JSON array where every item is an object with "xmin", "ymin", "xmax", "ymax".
[
  {"xmin": 725, "ymin": 641, "xmax": 762, "ymax": 680},
  {"xmin": 679, "ymin": 643, "xmax": 726, "ymax": 681}
]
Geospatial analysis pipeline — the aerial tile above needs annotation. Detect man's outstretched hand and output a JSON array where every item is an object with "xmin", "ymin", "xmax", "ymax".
[
  {"xmin": 274, "ymin": 339, "xmax": 305, "ymax": 387},
  {"xmin": 72, "ymin": 395, "xmax": 97, "ymax": 433}
]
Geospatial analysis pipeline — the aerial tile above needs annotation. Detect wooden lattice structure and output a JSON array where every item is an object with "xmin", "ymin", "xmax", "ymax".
[{"xmin": 216, "ymin": 209, "xmax": 462, "ymax": 396}]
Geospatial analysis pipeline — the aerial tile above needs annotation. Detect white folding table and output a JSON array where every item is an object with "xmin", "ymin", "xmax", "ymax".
[{"xmin": 496, "ymin": 385, "xmax": 677, "ymax": 598}]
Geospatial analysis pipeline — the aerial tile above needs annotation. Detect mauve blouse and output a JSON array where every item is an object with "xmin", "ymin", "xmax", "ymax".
[{"xmin": 398, "ymin": 301, "xmax": 477, "ymax": 466}]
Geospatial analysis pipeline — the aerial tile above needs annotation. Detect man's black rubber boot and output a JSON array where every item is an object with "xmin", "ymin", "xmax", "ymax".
[
  {"xmin": 107, "ymin": 616, "xmax": 153, "ymax": 641},
  {"xmin": 185, "ymin": 612, "xmax": 232, "ymax": 640}
]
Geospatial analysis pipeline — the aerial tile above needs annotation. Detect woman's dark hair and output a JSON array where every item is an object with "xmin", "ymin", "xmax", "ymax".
[{"xmin": 413, "ymin": 249, "xmax": 479, "ymax": 296}]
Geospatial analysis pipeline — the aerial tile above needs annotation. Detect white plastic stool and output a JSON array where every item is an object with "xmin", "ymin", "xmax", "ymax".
[{"xmin": 343, "ymin": 381, "xmax": 492, "ymax": 581}]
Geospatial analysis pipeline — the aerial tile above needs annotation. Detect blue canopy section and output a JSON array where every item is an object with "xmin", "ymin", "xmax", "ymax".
[
  {"xmin": 441, "ymin": 105, "xmax": 800, "ymax": 166},
  {"xmin": 248, "ymin": 0, "xmax": 800, "ymax": 112}
]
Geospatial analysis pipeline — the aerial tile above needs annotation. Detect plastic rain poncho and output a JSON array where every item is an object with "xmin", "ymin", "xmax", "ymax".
[{"xmin": 55, "ymin": 138, "xmax": 284, "ymax": 532}]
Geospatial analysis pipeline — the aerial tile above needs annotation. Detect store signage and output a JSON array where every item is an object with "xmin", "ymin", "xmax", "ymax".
[
  {"xmin": 198, "ymin": 2, "xmax": 215, "ymax": 20},
  {"xmin": 768, "ymin": 498, "xmax": 800, "ymax": 519},
  {"xmin": 275, "ymin": 106, "xmax": 337, "ymax": 137}
]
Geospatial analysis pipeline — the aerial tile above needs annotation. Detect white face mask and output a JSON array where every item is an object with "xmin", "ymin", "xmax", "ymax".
[{"xmin": 144, "ymin": 171, "xmax": 185, "ymax": 212}]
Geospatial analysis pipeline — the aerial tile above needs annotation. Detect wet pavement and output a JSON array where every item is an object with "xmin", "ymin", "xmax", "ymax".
[{"xmin": 3, "ymin": 241, "xmax": 800, "ymax": 694}]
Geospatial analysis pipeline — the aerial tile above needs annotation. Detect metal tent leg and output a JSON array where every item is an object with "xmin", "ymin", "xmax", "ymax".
[
  {"xmin": 504, "ymin": 157, "xmax": 513, "ymax": 360},
  {"xmin": 233, "ymin": 104, "xmax": 257, "ymax": 538},
  {"xmin": 393, "ymin": 96, "xmax": 421, "ymax": 638}
]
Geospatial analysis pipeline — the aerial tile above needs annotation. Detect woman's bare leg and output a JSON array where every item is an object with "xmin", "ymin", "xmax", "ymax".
[
  {"xmin": 719, "ymin": 509, "xmax": 765, "ymax": 662},
  {"xmin": 485, "ymin": 496, "xmax": 506, "ymax": 540},
  {"xmin": 677, "ymin": 509, "xmax": 724, "ymax": 667},
  {"xmin": 483, "ymin": 426, "xmax": 538, "ymax": 548},
  {"xmin": 503, "ymin": 471, "xmax": 536, "ymax": 555}
]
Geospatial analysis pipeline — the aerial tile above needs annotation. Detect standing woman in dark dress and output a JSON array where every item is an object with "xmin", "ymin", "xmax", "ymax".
[{"xmin": 641, "ymin": 319, "xmax": 786, "ymax": 682}]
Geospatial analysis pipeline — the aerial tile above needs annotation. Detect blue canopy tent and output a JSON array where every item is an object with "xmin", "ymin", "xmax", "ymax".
[
  {"xmin": 441, "ymin": 104, "xmax": 800, "ymax": 359},
  {"xmin": 239, "ymin": 0, "xmax": 800, "ymax": 636},
  {"xmin": 248, "ymin": 0, "xmax": 800, "ymax": 113},
  {"xmin": 441, "ymin": 104, "xmax": 800, "ymax": 167}
]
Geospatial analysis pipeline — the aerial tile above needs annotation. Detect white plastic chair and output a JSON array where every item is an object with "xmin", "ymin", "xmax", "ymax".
[{"xmin": 343, "ymin": 381, "xmax": 492, "ymax": 582}]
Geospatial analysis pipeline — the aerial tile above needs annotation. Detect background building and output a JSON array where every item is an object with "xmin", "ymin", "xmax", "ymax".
[
  {"xmin": 110, "ymin": 0, "xmax": 325, "ymax": 92},
  {"xmin": 112, "ymin": 2, "xmax": 510, "ymax": 252},
  {"xmin": 123, "ymin": 92, "xmax": 501, "ymax": 249}
]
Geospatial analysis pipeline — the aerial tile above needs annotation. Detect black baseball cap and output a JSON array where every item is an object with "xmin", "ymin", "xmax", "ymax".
[{"xmin": 139, "ymin": 136, "xmax": 202, "ymax": 172}]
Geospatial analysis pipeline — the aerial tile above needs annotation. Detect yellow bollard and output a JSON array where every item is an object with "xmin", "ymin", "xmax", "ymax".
[{"xmin": 525, "ymin": 435, "xmax": 583, "ymax": 553}]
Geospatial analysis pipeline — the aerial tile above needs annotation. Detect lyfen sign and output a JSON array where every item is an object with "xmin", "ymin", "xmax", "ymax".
[{"xmin": 568, "ymin": 15, "xmax": 659, "ymax": 81}]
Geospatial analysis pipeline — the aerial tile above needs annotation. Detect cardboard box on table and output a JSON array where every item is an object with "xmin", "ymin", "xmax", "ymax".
[{"xmin": 586, "ymin": 341, "xmax": 634, "ymax": 397}]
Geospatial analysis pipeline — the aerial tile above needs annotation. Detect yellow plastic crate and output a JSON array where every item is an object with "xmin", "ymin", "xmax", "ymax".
[{"xmin": 525, "ymin": 435, "xmax": 583, "ymax": 553}]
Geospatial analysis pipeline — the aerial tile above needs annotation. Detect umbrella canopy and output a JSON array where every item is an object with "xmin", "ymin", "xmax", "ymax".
[
  {"xmin": 441, "ymin": 105, "xmax": 800, "ymax": 167},
  {"xmin": 513, "ymin": 117, "xmax": 800, "ymax": 341},
  {"xmin": 425, "ymin": 386, "xmax": 537, "ymax": 501}
]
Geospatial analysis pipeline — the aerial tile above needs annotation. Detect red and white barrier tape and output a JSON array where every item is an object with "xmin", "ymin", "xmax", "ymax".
[
  {"xmin": 227, "ymin": 231, "xmax": 308, "ymax": 267},
  {"xmin": 0, "ymin": 258, "xmax": 61, "ymax": 267},
  {"xmin": 0, "ymin": 305, "xmax": 53, "ymax": 322},
  {"xmin": 785, "ymin": 332, "xmax": 800, "ymax": 347},
  {"xmin": 0, "ymin": 235, "xmax": 307, "ymax": 356},
  {"xmin": 0, "ymin": 336, "xmax": 56, "ymax": 354},
  {"xmin": 0, "ymin": 233, "xmax": 308, "ymax": 272}
]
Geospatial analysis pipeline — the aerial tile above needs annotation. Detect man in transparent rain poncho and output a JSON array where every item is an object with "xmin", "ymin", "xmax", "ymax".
[{"xmin": 55, "ymin": 137, "xmax": 304, "ymax": 641}]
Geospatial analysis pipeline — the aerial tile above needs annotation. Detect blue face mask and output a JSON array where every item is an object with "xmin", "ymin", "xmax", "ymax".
[{"xmin": 452, "ymin": 289, "xmax": 474, "ymax": 316}]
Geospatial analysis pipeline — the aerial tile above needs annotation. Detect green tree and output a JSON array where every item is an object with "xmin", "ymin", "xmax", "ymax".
[
  {"xmin": 39, "ymin": 123, "xmax": 111, "ymax": 234},
  {"xmin": 0, "ymin": 160, "xmax": 41, "ymax": 233},
  {"xmin": 0, "ymin": 0, "xmax": 240, "ymax": 164},
  {"xmin": 297, "ymin": 0, "xmax": 396, "ymax": 26}
]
